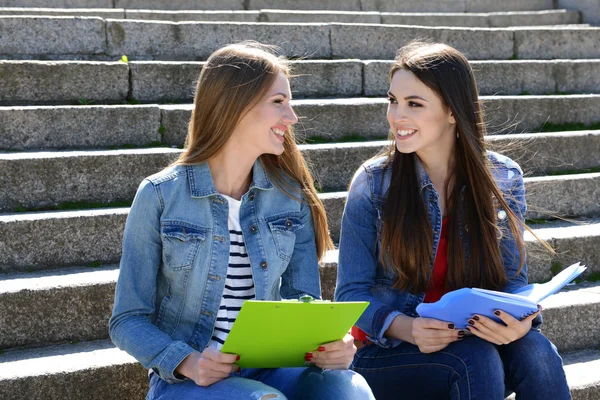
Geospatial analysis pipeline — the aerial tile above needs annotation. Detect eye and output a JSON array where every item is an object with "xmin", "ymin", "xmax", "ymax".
[
  {"xmin": 273, "ymin": 98, "xmax": 285, "ymax": 104},
  {"xmin": 387, "ymin": 97, "xmax": 397, "ymax": 104},
  {"xmin": 408, "ymin": 101, "xmax": 422, "ymax": 107}
]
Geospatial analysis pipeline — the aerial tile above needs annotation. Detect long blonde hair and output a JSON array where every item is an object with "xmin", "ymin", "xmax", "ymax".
[{"xmin": 175, "ymin": 42, "xmax": 333, "ymax": 259}]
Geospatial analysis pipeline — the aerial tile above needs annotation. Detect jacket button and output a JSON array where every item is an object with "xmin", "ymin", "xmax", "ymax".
[
  {"xmin": 250, "ymin": 225, "xmax": 258, "ymax": 233},
  {"xmin": 249, "ymin": 192, "xmax": 255, "ymax": 200},
  {"xmin": 260, "ymin": 261, "xmax": 268, "ymax": 269},
  {"xmin": 285, "ymin": 219, "xmax": 293, "ymax": 229},
  {"xmin": 497, "ymin": 210, "xmax": 507, "ymax": 220}
]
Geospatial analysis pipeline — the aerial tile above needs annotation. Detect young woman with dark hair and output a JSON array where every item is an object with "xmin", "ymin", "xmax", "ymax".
[
  {"xmin": 335, "ymin": 41, "xmax": 570, "ymax": 400},
  {"xmin": 109, "ymin": 42, "xmax": 374, "ymax": 400}
]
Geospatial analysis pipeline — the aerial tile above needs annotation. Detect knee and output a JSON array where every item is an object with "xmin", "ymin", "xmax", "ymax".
[
  {"xmin": 296, "ymin": 368, "xmax": 374, "ymax": 400},
  {"xmin": 505, "ymin": 331, "xmax": 564, "ymax": 377},
  {"xmin": 448, "ymin": 337, "xmax": 505, "ymax": 384}
]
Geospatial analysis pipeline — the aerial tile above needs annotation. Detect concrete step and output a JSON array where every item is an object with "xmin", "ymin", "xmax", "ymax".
[
  {"xmin": 0, "ymin": 261, "xmax": 598, "ymax": 350},
  {"xmin": 0, "ymin": 8, "xmax": 581, "ymax": 27},
  {"xmin": 0, "ymin": 339, "xmax": 148, "ymax": 400},
  {"xmin": 3, "ymin": 59, "xmax": 600, "ymax": 106},
  {"xmin": 1, "ymin": 341, "xmax": 598, "ymax": 400},
  {"xmin": 1, "ymin": 192, "xmax": 599, "ymax": 278},
  {"xmin": 0, "ymin": 0, "xmax": 558, "ymax": 12},
  {"xmin": 1, "ymin": 132, "xmax": 599, "ymax": 211},
  {"xmin": 3, "ymin": 96, "xmax": 599, "ymax": 151},
  {"xmin": 161, "ymin": 95, "xmax": 600, "ymax": 146},
  {"xmin": 2, "ymin": 16, "xmax": 600, "ymax": 61}
]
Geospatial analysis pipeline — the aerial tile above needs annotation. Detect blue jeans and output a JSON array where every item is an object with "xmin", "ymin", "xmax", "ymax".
[
  {"xmin": 146, "ymin": 366, "xmax": 375, "ymax": 400},
  {"xmin": 351, "ymin": 330, "xmax": 570, "ymax": 400}
]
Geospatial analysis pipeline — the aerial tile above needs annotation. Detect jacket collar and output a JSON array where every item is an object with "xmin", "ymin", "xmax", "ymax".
[
  {"xmin": 414, "ymin": 156, "xmax": 434, "ymax": 193},
  {"xmin": 187, "ymin": 158, "xmax": 273, "ymax": 198}
]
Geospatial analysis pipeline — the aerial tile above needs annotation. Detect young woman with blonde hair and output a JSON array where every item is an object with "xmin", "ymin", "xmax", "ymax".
[
  {"xmin": 335, "ymin": 41, "xmax": 570, "ymax": 399},
  {"xmin": 110, "ymin": 42, "xmax": 374, "ymax": 400}
]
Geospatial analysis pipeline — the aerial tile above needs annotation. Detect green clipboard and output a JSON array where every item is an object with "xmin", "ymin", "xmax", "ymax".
[{"xmin": 220, "ymin": 296, "xmax": 369, "ymax": 368}]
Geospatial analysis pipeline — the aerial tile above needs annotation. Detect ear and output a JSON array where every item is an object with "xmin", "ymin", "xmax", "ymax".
[{"xmin": 448, "ymin": 111, "xmax": 456, "ymax": 125}]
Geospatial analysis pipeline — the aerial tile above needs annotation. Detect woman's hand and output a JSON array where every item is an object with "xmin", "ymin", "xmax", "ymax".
[
  {"xmin": 307, "ymin": 333, "xmax": 356, "ymax": 369},
  {"xmin": 175, "ymin": 347, "xmax": 240, "ymax": 387},
  {"xmin": 465, "ymin": 307, "xmax": 541, "ymax": 345},
  {"xmin": 411, "ymin": 317, "xmax": 464, "ymax": 353}
]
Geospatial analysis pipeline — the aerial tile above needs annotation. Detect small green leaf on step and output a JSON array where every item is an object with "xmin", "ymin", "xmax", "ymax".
[{"xmin": 119, "ymin": 55, "xmax": 129, "ymax": 63}]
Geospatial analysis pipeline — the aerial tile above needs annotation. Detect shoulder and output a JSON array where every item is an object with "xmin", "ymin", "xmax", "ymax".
[
  {"xmin": 487, "ymin": 151, "xmax": 523, "ymax": 190},
  {"xmin": 145, "ymin": 165, "xmax": 188, "ymax": 187},
  {"xmin": 487, "ymin": 151, "xmax": 523, "ymax": 175}
]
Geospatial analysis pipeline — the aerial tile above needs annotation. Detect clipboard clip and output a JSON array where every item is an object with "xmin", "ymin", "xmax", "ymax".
[{"xmin": 299, "ymin": 294, "xmax": 314, "ymax": 303}]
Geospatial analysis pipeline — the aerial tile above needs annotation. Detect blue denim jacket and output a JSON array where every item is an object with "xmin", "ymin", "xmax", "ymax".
[
  {"xmin": 335, "ymin": 151, "xmax": 536, "ymax": 348},
  {"xmin": 109, "ymin": 159, "xmax": 321, "ymax": 383}
]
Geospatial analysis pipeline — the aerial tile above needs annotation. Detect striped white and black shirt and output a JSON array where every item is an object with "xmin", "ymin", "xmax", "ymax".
[{"xmin": 207, "ymin": 195, "xmax": 255, "ymax": 350}]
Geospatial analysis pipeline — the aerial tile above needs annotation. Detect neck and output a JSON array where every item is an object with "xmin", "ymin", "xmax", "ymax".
[
  {"xmin": 417, "ymin": 135, "xmax": 456, "ymax": 194},
  {"xmin": 208, "ymin": 145, "xmax": 257, "ymax": 200}
]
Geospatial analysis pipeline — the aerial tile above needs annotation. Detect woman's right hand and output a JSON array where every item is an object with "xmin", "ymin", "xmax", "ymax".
[
  {"xmin": 176, "ymin": 347, "xmax": 240, "ymax": 387},
  {"xmin": 411, "ymin": 317, "xmax": 463, "ymax": 353}
]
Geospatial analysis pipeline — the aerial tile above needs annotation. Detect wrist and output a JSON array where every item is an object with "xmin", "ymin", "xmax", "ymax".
[{"xmin": 175, "ymin": 351, "xmax": 201, "ymax": 379}]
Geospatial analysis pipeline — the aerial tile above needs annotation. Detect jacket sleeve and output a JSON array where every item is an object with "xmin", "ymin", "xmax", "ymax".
[
  {"xmin": 108, "ymin": 179, "xmax": 195, "ymax": 384},
  {"xmin": 280, "ymin": 198, "xmax": 322, "ymax": 300},
  {"xmin": 335, "ymin": 167, "xmax": 403, "ymax": 348}
]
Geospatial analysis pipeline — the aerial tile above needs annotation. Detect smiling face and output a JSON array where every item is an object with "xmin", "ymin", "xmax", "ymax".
[
  {"xmin": 228, "ymin": 71, "xmax": 298, "ymax": 159},
  {"xmin": 387, "ymin": 68, "xmax": 457, "ymax": 162}
]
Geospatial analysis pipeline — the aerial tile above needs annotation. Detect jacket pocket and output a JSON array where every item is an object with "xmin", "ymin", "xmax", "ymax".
[
  {"xmin": 161, "ymin": 222, "xmax": 208, "ymax": 270},
  {"xmin": 266, "ymin": 215, "xmax": 304, "ymax": 262}
]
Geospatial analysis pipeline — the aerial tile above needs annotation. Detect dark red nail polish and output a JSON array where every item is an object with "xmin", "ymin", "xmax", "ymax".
[
  {"xmin": 458, "ymin": 331, "xmax": 465, "ymax": 337},
  {"xmin": 494, "ymin": 310, "xmax": 501, "ymax": 316},
  {"xmin": 318, "ymin": 346, "xmax": 326, "ymax": 352},
  {"xmin": 305, "ymin": 354, "xmax": 313, "ymax": 361},
  {"xmin": 468, "ymin": 319, "xmax": 475, "ymax": 325},
  {"xmin": 473, "ymin": 316, "xmax": 479, "ymax": 321},
  {"xmin": 448, "ymin": 323, "xmax": 455, "ymax": 329},
  {"xmin": 236, "ymin": 355, "xmax": 240, "ymax": 361}
]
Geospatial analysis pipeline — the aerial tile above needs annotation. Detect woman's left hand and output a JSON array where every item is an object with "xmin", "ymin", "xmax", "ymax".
[
  {"xmin": 307, "ymin": 333, "xmax": 356, "ymax": 370},
  {"xmin": 465, "ymin": 307, "xmax": 541, "ymax": 345}
]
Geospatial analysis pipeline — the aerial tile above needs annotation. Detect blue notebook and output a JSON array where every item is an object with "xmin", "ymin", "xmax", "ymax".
[{"xmin": 416, "ymin": 262, "xmax": 586, "ymax": 328}]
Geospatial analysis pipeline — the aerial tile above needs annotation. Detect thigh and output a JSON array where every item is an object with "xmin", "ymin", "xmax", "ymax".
[
  {"xmin": 499, "ymin": 330, "xmax": 571, "ymax": 400},
  {"xmin": 146, "ymin": 371, "xmax": 287, "ymax": 400},
  {"xmin": 352, "ymin": 337, "xmax": 505, "ymax": 400}
]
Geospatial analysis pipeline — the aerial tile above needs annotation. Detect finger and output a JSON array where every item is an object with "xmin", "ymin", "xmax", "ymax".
[
  {"xmin": 311, "ymin": 349, "xmax": 353, "ymax": 363},
  {"xmin": 489, "ymin": 310, "xmax": 520, "ymax": 327},
  {"xmin": 414, "ymin": 328, "xmax": 461, "ymax": 341},
  {"xmin": 198, "ymin": 356, "xmax": 239, "ymax": 375},
  {"xmin": 312, "ymin": 361, "xmax": 350, "ymax": 370},
  {"xmin": 465, "ymin": 325, "xmax": 503, "ymax": 345},
  {"xmin": 417, "ymin": 317, "xmax": 457, "ymax": 331},
  {"xmin": 466, "ymin": 322, "xmax": 506, "ymax": 345},
  {"xmin": 523, "ymin": 310, "xmax": 541, "ymax": 322},
  {"xmin": 202, "ymin": 347, "xmax": 239, "ymax": 364}
]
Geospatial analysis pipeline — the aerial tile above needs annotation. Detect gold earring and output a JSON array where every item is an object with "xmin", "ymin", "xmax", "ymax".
[{"xmin": 456, "ymin": 131, "xmax": 460, "ymax": 139}]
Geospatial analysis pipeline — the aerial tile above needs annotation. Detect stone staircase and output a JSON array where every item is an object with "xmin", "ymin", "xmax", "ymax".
[{"xmin": 1, "ymin": 0, "xmax": 599, "ymax": 398}]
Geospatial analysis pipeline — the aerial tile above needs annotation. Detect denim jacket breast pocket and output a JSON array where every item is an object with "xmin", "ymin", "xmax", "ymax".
[
  {"xmin": 161, "ymin": 221, "xmax": 209, "ymax": 270},
  {"xmin": 266, "ymin": 214, "xmax": 304, "ymax": 262}
]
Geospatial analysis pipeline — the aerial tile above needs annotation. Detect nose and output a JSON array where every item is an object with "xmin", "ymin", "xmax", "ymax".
[
  {"xmin": 283, "ymin": 104, "xmax": 298, "ymax": 126},
  {"xmin": 392, "ymin": 104, "xmax": 408, "ymax": 124}
]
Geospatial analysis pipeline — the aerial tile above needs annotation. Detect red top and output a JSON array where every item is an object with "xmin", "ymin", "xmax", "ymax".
[
  {"xmin": 351, "ymin": 217, "xmax": 450, "ymax": 341},
  {"xmin": 423, "ymin": 217, "xmax": 450, "ymax": 303}
]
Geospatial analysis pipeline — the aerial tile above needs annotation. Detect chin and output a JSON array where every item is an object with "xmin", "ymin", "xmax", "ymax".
[{"xmin": 395, "ymin": 141, "xmax": 417, "ymax": 154}]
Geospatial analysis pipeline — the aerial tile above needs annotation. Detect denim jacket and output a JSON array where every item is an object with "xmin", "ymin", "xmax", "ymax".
[
  {"xmin": 109, "ymin": 159, "xmax": 321, "ymax": 383},
  {"xmin": 335, "ymin": 151, "xmax": 537, "ymax": 348}
]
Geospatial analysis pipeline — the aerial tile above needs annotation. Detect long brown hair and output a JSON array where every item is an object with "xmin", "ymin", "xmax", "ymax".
[
  {"xmin": 175, "ymin": 41, "xmax": 333, "ymax": 259},
  {"xmin": 380, "ymin": 41, "xmax": 535, "ymax": 293}
]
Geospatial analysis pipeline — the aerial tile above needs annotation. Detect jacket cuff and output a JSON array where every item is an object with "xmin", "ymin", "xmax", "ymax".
[
  {"xmin": 369, "ymin": 307, "xmax": 403, "ymax": 348},
  {"xmin": 157, "ymin": 341, "xmax": 196, "ymax": 384}
]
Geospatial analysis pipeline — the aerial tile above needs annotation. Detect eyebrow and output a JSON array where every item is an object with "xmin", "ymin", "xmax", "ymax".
[
  {"xmin": 387, "ymin": 92, "xmax": 428, "ymax": 102},
  {"xmin": 270, "ymin": 92, "xmax": 288, "ymax": 98}
]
